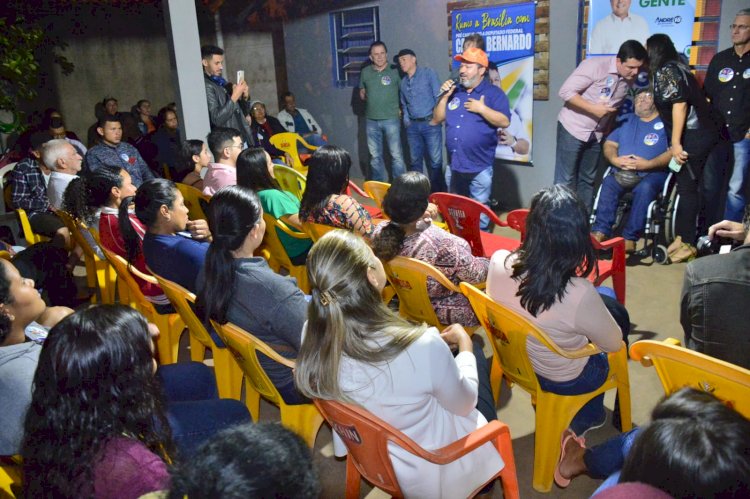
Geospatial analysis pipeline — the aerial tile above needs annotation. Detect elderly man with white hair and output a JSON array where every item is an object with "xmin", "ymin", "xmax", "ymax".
[{"xmin": 42, "ymin": 139, "xmax": 83, "ymax": 210}]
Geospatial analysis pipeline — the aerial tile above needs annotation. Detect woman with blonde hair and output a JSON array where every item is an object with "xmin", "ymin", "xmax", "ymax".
[{"xmin": 295, "ymin": 230, "xmax": 502, "ymax": 498}]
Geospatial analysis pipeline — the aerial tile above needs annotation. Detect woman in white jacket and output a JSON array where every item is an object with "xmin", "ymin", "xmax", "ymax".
[{"xmin": 295, "ymin": 230, "xmax": 503, "ymax": 498}]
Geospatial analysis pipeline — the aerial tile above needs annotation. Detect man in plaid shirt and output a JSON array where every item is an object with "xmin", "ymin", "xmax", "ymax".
[{"xmin": 9, "ymin": 131, "xmax": 70, "ymax": 249}]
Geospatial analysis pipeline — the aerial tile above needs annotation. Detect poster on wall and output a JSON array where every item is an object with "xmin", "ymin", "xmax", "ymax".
[
  {"xmin": 451, "ymin": 2, "xmax": 536, "ymax": 165},
  {"xmin": 586, "ymin": 0, "xmax": 697, "ymax": 57}
]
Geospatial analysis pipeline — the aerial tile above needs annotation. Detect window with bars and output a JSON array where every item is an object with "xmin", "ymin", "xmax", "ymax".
[{"xmin": 329, "ymin": 7, "xmax": 379, "ymax": 88}]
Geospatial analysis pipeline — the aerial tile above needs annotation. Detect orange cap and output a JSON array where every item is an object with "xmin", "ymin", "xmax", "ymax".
[{"xmin": 454, "ymin": 47, "xmax": 489, "ymax": 67}]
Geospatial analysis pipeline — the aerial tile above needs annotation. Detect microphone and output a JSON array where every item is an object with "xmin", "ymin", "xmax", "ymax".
[{"xmin": 436, "ymin": 77, "xmax": 460, "ymax": 99}]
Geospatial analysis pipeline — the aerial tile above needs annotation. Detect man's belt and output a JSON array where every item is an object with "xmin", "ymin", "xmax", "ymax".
[{"xmin": 412, "ymin": 114, "xmax": 433, "ymax": 122}]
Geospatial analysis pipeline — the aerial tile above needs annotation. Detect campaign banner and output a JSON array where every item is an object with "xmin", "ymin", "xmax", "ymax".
[
  {"xmin": 451, "ymin": 2, "xmax": 536, "ymax": 165},
  {"xmin": 587, "ymin": 0, "xmax": 697, "ymax": 57}
]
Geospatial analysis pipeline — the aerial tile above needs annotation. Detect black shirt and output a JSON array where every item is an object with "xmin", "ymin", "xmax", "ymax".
[
  {"xmin": 704, "ymin": 47, "xmax": 750, "ymax": 142},
  {"xmin": 652, "ymin": 61, "xmax": 717, "ymax": 139}
]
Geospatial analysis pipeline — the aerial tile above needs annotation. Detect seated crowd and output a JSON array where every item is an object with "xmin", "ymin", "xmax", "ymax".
[{"xmin": 2, "ymin": 28, "xmax": 750, "ymax": 497}]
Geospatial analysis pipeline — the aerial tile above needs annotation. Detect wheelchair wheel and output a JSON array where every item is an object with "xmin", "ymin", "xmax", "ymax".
[{"xmin": 654, "ymin": 244, "xmax": 669, "ymax": 265}]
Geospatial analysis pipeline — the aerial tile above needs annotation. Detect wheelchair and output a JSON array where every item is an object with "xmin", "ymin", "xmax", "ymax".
[{"xmin": 590, "ymin": 166, "xmax": 679, "ymax": 265}]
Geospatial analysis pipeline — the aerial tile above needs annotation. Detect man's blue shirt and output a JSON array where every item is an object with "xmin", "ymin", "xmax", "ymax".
[
  {"xmin": 445, "ymin": 78, "xmax": 510, "ymax": 173},
  {"xmin": 400, "ymin": 66, "xmax": 441, "ymax": 122},
  {"xmin": 607, "ymin": 114, "xmax": 668, "ymax": 161},
  {"xmin": 84, "ymin": 141, "xmax": 154, "ymax": 187}
]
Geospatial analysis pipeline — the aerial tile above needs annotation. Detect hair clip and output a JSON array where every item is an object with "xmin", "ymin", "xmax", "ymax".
[{"xmin": 319, "ymin": 290, "xmax": 335, "ymax": 306}]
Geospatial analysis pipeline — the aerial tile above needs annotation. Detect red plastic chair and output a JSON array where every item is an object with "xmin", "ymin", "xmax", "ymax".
[
  {"xmin": 429, "ymin": 193, "xmax": 519, "ymax": 258},
  {"xmin": 504, "ymin": 209, "xmax": 626, "ymax": 305},
  {"xmin": 314, "ymin": 398, "xmax": 519, "ymax": 499},
  {"xmin": 346, "ymin": 180, "xmax": 382, "ymax": 219}
]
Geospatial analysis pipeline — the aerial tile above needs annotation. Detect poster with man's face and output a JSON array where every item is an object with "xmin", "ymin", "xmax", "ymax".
[{"xmin": 587, "ymin": 0, "xmax": 696, "ymax": 57}]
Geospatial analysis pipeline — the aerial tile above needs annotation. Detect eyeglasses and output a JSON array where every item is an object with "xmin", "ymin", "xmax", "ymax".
[{"xmin": 730, "ymin": 24, "xmax": 749, "ymax": 31}]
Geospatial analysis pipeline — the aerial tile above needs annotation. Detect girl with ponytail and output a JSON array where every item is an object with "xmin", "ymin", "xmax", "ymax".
[
  {"xmin": 197, "ymin": 185, "xmax": 308, "ymax": 404},
  {"xmin": 295, "ymin": 230, "xmax": 505, "ymax": 498},
  {"xmin": 371, "ymin": 172, "xmax": 488, "ymax": 326}
]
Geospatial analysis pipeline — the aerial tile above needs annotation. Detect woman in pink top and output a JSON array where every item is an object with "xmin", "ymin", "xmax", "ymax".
[{"xmin": 486, "ymin": 185, "xmax": 627, "ymax": 437}]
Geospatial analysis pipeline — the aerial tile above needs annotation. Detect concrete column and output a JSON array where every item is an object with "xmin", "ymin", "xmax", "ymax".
[{"xmin": 162, "ymin": 0, "xmax": 211, "ymax": 143}]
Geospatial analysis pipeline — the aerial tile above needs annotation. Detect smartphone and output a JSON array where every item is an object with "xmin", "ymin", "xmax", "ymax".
[
  {"xmin": 236, "ymin": 70, "xmax": 245, "ymax": 85},
  {"xmin": 668, "ymin": 157, "xmax": 682, "ymax": 173}
]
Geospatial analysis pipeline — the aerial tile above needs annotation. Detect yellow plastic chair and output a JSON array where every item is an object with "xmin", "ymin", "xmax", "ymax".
[
  {"xmin": 58, "ymin": 211, "xmax": 116, "ymax": 304},
  {"xmin": 176, "ymin": 182, "xmax": 210, "ymax": 220},
  {"xmin": 93, "ymin": 230, "xmax": 184, "ymax": 365},
  {"xmin": 261, "ymin": 212, "xmax": 311, "ymax": 293},
  {"xmin": 300, "ymin": 221, "xmax": 337, "ymax": 242},
  {"xmin": 211, "ymin": 320, "xmax": 325, "ymax": 448},
  {"xmin": 362, "ymin": 180, "xmax": 390, "ymax": 211},
  {"xmin": 0, "ymin": 455, "xmax": 22, "ymax": 498},
  {"xmin": 269, "ymin": 132, "xmax": 318, "ymax": 174},
  {"xmin": 460, "ymin": 282, "xmax": 632, "ymax": 492},
  {"xmin": 273, "ymin": 164, "xmax": 307, "ymax": 201},
  {"xmin": 630, "ymin": 338, "xmax": 750, "ymax": 419},
  {"xmin": 2, "ymin": 175, "xmax": 51, "ymax": 247},
  {"xmin": 149, "ymin": 270, "xmax": 244, "ymax": 400}
]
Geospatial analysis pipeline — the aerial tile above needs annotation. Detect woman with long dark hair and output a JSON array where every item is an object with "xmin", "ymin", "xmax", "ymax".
[
  {"xmin": 177, "ymin": 139, "xmax": 209, "ymax": 188},
  {"xmin": 151, "ymin": 107, "xmax": 182, "ymax": 177},
  {"xmin": 237, "ymin": 147, "xmax": 312, "ymax": 264},
  {"xmin": 487, "ymin": 185, "xmax": 625, "ymax": 438},
  {"xmin": 121, "ymin": 179, "xmax": 211, "ymax": 293},
  {"xmin": 197, "ymin": 185, "xmax": 308, "ymax": 403},
  {"xmin": 299, "ymin": 145, "xmax": 374, "ymax": 237},
  {"xmin": 295, "ymin": 230, "xmax": 503, "ymax": 498},
  {"xmin": 371, "ymin": 172, "xmax": 487, "ymax": 325},
  {"xmin": 647, "ymin": 33, "xmax": 720, "ymax": 262}
]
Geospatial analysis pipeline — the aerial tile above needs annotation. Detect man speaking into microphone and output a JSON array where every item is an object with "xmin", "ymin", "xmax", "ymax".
[{"xmin": 433, "ymin": 47, "xmax": 510, "ymax": 230}]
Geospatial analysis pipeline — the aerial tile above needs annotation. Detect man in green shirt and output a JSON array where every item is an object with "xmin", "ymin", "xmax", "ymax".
[{"xmin": 359, "ymin": 41, "xmax": 406, "ymax": 181}]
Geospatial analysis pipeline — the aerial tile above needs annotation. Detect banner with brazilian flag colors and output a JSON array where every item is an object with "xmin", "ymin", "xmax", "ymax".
[{"xmin": 451, "ymin": 1, "xmax": 536, "ymax": 165}]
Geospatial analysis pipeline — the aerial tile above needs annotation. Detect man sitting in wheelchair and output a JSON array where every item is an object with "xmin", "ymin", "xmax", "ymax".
[{"xmin": 591, "ymin": 88, "xmax": 672, "ymax": 254}]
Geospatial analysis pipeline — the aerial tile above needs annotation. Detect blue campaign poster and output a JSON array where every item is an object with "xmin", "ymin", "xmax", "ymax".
[
  {"xmin": 451, "ymin": 2, "xmax": 536, "ymax": 164},
  {"xmin": 587, "ymin": 0, "xmax": 697, "ymax": 57}
]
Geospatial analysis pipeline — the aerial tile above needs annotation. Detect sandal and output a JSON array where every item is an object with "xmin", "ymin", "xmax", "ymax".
[
  {"xmin": 554, "ymin": 429, "xmax": 586, "ymax": 488},
  {"xmin": 669, "ymin": 243, "xmax": 697, "ymax": 264}
]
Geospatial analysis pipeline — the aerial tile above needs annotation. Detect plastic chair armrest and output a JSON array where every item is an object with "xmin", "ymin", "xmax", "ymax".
[
  {"xmin": 127, "ymin": 264, "xmax": 158, "ymax": 284},
  {"xmin": 275, "ymin": 218, "xmax": 312, "ymax": 240},
  {"xmin": 347, "ymin": 180, "xmax": 370, "ymax": 198},
  {"xmin": 591, "ymin": 235, "xmax": 625, "ymax": 250},
  {"xmin": 413, "ymin": 420, "xmax": 511, "ymax": 465}
]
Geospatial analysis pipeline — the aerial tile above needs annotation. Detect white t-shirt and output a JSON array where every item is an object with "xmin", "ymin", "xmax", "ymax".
[{"xmin": 588, "ymin": 12, "xmax": 650, "ymax": 55}]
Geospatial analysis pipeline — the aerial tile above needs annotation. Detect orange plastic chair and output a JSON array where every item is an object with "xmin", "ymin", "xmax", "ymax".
[
  {"xmin": 0, "ymin": 455, "xmax": 22, "ymax": 498},
  {"xmin": 630, "ymin": 338, "xmax": 750, "ymax": 419},
  {"xmin": 58, "ymin": 211, "xmax": 116, "ymax": 304},
  {"xmin": 261, "ymin": 212, "xmax": 311, "ymax": 293},
  {"xmin": 505, "ymin": 209, "xmax": 626, "ymax": 305},
  {"xmin": 300, "ymin": 220, "xmax": 337, "ymax": 242},
  {"xmin": 273, "ymin": 164, "xmax": 307, "ymax": 201},
  {"xmin": 314, "ymin": 398, "xmax": 519, "ymax": 499},
  {"xmin": 149, "ymin": 270, "xmax": 243, "ymax": 400},
  {"xmin": 176, "ymin": 182, "xmax": 210, "ymax": 220},
  {"xmin": 93, "ymin": 230, "xmax": 184, "ymax": 365},
  {"xmin": 429, "ymin": 193, "xmax": 519, "ymax": 257},
  {"xmin": 211, "ymin": 320, "xmax": 324, "ymax": 448},
  {"xmin": 461, "ymin": 282, "xmax": 632, "ymax": 492},
  {"xmin": 346, "ymin": 180, "xmax": 382, "ymax": 219},
  {"xmin": 269, "ymin": 132, "xmax": 318, "ymax": 174}
]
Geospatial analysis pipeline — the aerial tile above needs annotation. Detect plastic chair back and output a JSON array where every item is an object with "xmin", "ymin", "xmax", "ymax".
[
  {"xmin": 0, "ymin": 164, "xmax": 20, "ymax": 238},
  {"xmin": 505, "ymin": 209, "xmax": 528, "ymax": 241},
  {"xmin": 461, "ymin": 281, "xmax": 631, "ymax": 491},
  {"xmin": 149, "ymin": 270, "xmax": 243, "ymax": 400},
  {"xmin": 383, "ymin": 256, "xmax": 462, "ymax": 331},
  {"xmin": 300, "ymin": 221, "xmax": 337, "ymax": 242},
  {"xmin": 0, "ymin": 455, "xmax": 22, "ymax": 498},
  {"xmin": 261, "ymin": 212, "xmax": 311, "ymax": 293},
  {"xmin": 211, "ymin": 320, "xmax": 324, "ymax": 447},
  {"xmin": 176, "ymin": 182, "xmax": 210, "ymax": 220},
  {"xmin": 363, "ymin": 181, "xmax": 390, "ymax": 210},
  {"xmin": 346, "ymin": 180, "xmax": 382, "ymax": 219},
  {"xmin": 269, "ymin": 132, "xmax": 317, "ymax": 173},
  {"xmin": 93, "ymin": 229, "xmax": 183, "ymax": 364},
  {"xmin": 630, "ymin": 339, "xmax": 750, "ymax": 419},
  {"xmin": 314, "ymin": 399, "xmax": 519, "ymax": 499},
  {"xmin": 273, "ymin": 164, "xmax": 307, "ymax": 201}
]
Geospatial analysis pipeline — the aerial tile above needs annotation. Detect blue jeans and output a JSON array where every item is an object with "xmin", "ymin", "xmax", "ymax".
[
  {"xmin": 406, "ymin": 120, "xmax": 445, "ymax": 192},
  {"xmin": 536, "ymin": 353, "xmax": 609, "ymax": 436},
  {"xmin": 592, "ymin": 170, "xmax": 669, "ymax": 241},
  {"xmin": 158, "ymin": 362, "xmax": 251, "ymax": 457},
  {"xmin": 448, "ymin": 166, "xmax": 494, "ymax": 230},
  {"xmin": 584, "ymin": 428, "xmax": 640, "ymax": 479},
  {"xmin": 299, "ymin": 133, "xmax": 327, "ymax": 153},
  {"xmin": 554, "ymin": 121, "xmax": 602, "ymax": 211},
  {"xmin": 725, "ymin": 137, "xmax": 750, "ymax": 222},
  {"xmin": 366, "ymin": 118, "xmax": 406, "ymax": 181}
]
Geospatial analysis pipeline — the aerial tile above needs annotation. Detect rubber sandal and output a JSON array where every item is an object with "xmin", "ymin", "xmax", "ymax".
[{"xmin": 554, "ymin": 430, "xmax": 585, "ymax": 488}]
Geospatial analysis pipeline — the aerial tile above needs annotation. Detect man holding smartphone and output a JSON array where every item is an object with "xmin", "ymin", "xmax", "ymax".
[
  {"xmin": 590, "ymin": 88, "xmax": 671, "ymax": 253},
  {"xmin": 201, "ymin": 45, "xmax": 255, "ymax": 147}
]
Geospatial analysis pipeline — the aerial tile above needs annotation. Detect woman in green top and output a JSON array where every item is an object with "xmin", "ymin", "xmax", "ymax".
[{"xmin": 237, "ymin": 147, "xmax": 312, "ymax": 264}]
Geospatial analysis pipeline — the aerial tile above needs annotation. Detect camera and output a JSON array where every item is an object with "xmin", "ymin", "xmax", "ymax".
[{"xmin": 696, "ymin": 235, "xmax": 731, "ymax": 257}]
